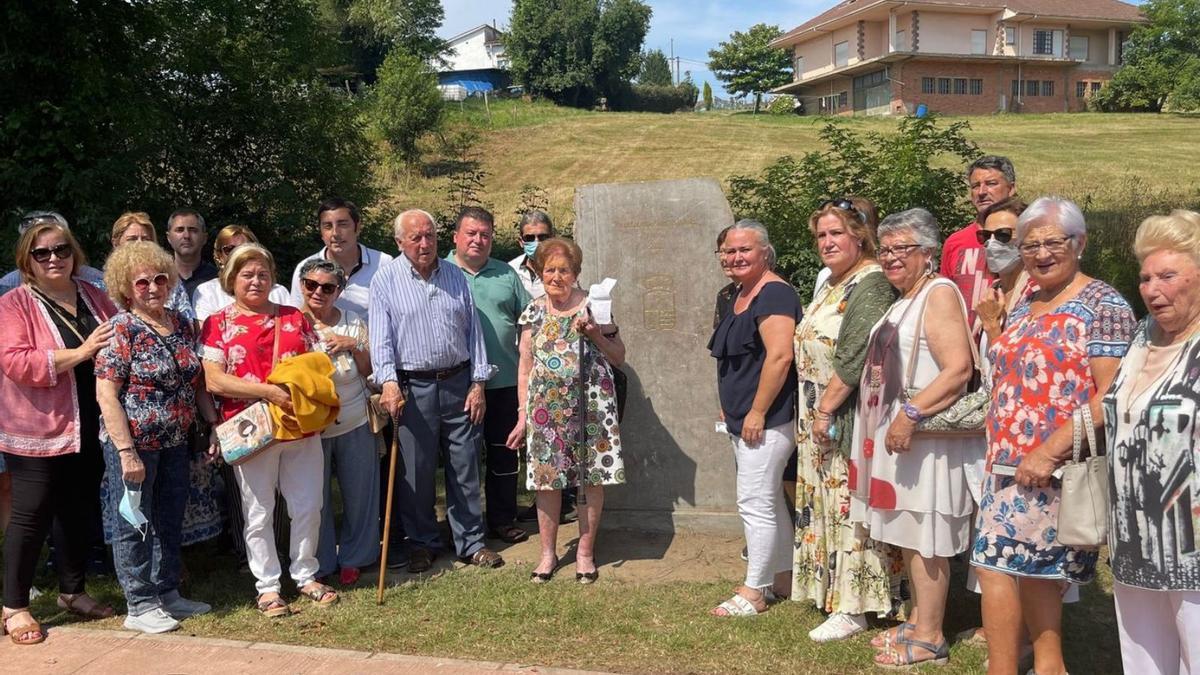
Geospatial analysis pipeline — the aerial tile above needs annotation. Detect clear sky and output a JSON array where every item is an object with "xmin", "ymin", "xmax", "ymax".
[{"xmin": 439, "ymin": 0, "xmax": 1145, "ymax": 100}]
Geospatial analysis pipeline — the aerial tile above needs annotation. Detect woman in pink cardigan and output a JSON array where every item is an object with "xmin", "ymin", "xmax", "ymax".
[{"xmin": 0, "ymin": 221, "xmax": 118, "ymax": 645}]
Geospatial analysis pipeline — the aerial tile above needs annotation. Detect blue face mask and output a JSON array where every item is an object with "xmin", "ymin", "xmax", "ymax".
[
  {"xmin": 522, "ymin": 240, "xmax": 540, "ymax": 258},
  {"xmin": 119, "ymin": 482, "xmax": 149, "ymax": 539}
]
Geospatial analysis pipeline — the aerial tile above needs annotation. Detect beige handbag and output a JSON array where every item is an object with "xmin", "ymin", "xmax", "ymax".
[{"xmin": 1056, "ymin": 403, "xmax": 1109, "ymax": 547}]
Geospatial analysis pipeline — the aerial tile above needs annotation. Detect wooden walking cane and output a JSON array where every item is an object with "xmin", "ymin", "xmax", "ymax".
[{"xmin": 377, "ymin": 402, "xmax": 403, "ymax": 605}]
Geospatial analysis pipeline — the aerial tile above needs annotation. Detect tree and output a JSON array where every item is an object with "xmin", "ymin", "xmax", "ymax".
[
  {"xmin": 639, "ymin": 48, "xmax": 672, "ymax": 86},
  {"xmin": 315, "ymin": 0, "xmax": 446, "ymax": 85},
  {"xmin": 369, "ymin": 49, "xmax": 445, "ymax": 164},
  {"xmin": 703, "ymin": 81, "xmax": 714, "ymax": 111},
  {"xmin": 1092, "ymin": 0, "xmax": 1200, "ymax": 112},
  {"xmin": 707, "ymin": 23, "xmax": 792, "ymax": 113},
  {"xmin": 507, "ymin": 0, "xmax": 651, "ymax": 107}
]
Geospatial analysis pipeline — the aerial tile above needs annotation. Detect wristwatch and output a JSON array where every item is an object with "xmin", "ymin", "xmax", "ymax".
[{"xmin": 902, "ymin": 402, "xmax": 925, "ymax": 423}]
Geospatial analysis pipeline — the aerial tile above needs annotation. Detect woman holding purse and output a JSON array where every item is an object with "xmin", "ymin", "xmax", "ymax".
[{"xmin": 200, "ymin": 244, "xmax": 337, "ymax": 617}]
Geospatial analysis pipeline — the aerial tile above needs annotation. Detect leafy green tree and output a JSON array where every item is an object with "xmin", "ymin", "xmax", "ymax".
[
  {"xmin": 639, "ymin": 49, "xmax": 673, "ymax": 86},
  {"xmin": 315, "ymin": 0, "xmax": 446, "ymax": 85},
  {"xmin": 507, "ymin": 0, "xmax": 651, "ymax": 107},
  {"xmin": 703, "ymin": 81, "xmax": 714, "ymax": 111},
  {"xmin": 1092, "ymin": 0, "xmax": 1200, "ymax": 112},
  {"xmin": 0, "ymin": 0, "xmax": 376, "ymax": 270},
  {"xmin": 707, "ymin": 23, "xmax": 792, "ymax": 113},
  {"xmin": 369, "ymin": 49, "xmax": 445, "ymax": 164}
]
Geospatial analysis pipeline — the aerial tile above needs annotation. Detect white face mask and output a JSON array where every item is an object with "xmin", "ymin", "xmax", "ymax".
[{"xmin": 984, "ymin": 238, "xmax": 1021, "ymax": 274}]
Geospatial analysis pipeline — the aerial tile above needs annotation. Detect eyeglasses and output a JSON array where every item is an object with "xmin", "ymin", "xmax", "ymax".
[
  {"xmin": 521, "ymin": 233, "xmax": 550, "ymax": 243},
  {"xmin": 1019, "ymin": 235, "xmax": 1075, "ymax": 257},
  {"xmin": 133, "ymin": 273, "xmax": 170, "ymax": 292},
  {"xmin": 30, "ymin": 244, "xmax": 74, "ymax": 263},
  {"xmin": 717, "ymin": 246, "xmax": 758, "ymax": 257},
  {"xmin": 819, "ymin": 198, "xmax": 867, "ymax": 224},
  {"xmin": 877, "ymin": 243, "xmax": 923, "ymax": 260},
  {"xmin": 976, "ymin": 228, "xmax": 1015, "ymax": 245},
  {"xmin": 301, "ymin": 278, "xmax": 339, "ymax": 295},
  {"xmin": 220, "ymin": 244, "xmax": 239, "ymax": 256}
]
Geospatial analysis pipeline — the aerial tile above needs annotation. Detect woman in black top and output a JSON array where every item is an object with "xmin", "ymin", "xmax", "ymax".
[{"xmin": 708, "ymin": 220, "xmax": 801, "ymax": 617}]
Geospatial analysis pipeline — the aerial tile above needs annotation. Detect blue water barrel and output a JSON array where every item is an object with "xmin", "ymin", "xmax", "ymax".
[{"xmin": 915, "ymin": 103, "xmax": 929, "ymax": 117}]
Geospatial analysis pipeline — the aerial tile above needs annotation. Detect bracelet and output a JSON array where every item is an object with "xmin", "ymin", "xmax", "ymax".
[
  {"xmin": 813, "ymin": 408, "xmax": 833, "ymax": 419},
  {"xmin": 902, "ymin": 402, "xmax": 925, "ymax": 423},
  {"xmin": 117, "ymin": 447, "xmax": 135, "ymax": 455}
]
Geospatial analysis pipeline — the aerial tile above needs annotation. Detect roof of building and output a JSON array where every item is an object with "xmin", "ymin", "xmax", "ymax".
[
  {"xmin": 444, "ymin": 23, "xmax": 504, "ymax": 47},
  {"xmin": 774, "ymin": 0, "xmax": 1143, "ymax": 46}
]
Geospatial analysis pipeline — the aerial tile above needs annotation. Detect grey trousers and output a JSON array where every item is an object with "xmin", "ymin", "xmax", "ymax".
[{"xmin": 394, "ymin": 369, "xmax": 486, "ymax": 559}]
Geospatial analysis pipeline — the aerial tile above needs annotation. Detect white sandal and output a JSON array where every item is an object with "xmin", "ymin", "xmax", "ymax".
[
  {"xmin": 711, "ymin": 593, "xmax": 762, "ymax": 617},
  {"xmin": 808, "ymin": 612, "xmax": 868, "ymax": 642}
]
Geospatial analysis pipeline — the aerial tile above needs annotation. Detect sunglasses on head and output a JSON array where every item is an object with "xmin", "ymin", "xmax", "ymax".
[
  {"xmin": 975, "ymin": 228, "xmax": 1015, "ymax": 245},
  {"xmin": 301, "ymin": 278, "xmax": 339, "ymax": 295},
  {"xmin": 819, "ymin": 198, "xmax": 867, "ymax": 224},
  {"xmin": 521, "ymin": 233, "xmax": 550, "ymax": 243},
  {"xmin": 219, "ymin": 243, "xmax": 240, "ymax": 256},
  {"xmin": 30, "ymin": 244, "xmax": 73, "ymax": 263},
  {"xmin": 133, "ymin": 273, "xmax": 170, "ymax": 292}
]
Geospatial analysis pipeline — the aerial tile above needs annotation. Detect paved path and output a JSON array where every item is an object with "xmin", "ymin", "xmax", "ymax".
[{"xmin": 0, "ymin": 627, "xmax": 613, "ymax": 674}]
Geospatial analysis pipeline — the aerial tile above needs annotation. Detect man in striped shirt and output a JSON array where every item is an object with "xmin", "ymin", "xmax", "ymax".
[{"xmin": 369, "ymin": 209, "xmax": 504, "ymax": 572}]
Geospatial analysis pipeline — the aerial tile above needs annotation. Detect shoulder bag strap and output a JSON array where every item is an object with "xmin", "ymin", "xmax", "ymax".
[
  {"xmin": 905, "ymin": 278, "xmax": 982, "ymax": 390},
  {"xmin": 270, "ymin": 308, "xmax": 282, "ymax": 369},
  {"xmin": 1081, "ymin": 402, "xmax": 1098, "ymax": 458},
  {"xmin": 27, "ymin": 284, "xmax": 87, "ymax": 343}
]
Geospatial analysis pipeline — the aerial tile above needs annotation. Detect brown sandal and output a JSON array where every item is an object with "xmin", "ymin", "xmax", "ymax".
[
  {"xmin": 256, "ymin": 594, "xmax": 291, "ymax": 618},
  {"xmin": 465, "ymin": 547, "xmax": 505, "ymax": 569},
  {"xmin": 3, "ymin": 608, "xmax": 46, "ymax": 645},
  {"xmin": 57, "ymin": 593, "xmax": 115, "ymax": 620},
  {"xmin": 300, "ymin": 582, "xmax": 339, "ymax": 606}
]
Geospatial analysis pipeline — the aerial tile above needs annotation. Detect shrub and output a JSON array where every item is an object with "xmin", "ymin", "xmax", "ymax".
[
  {"xmin": 610, "ymin": 82, "xmax": 697, "ymax": 113},
  {"xmin": 726, "ymin": 115, "xmax": 978, "ymax": 298},
  {"xmin": 369, "ymin": 48, "xmax": 444, "ymax": 164},
  {"xmin": 766, "ymin": 95, "xmax": 797, "ymax": 115}
]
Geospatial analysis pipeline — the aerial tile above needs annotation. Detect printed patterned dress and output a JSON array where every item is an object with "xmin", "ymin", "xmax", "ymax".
[
  {"xmin": 792, "ymin": 264, "xmax": 902, "ymax": 615},
  {"xmin": 520, "ymin": 297, "xmax": 624, "ymax": 490},
  {"xmin": 972, "ymin": 279, "xmax": 1135, "ymax": 583}
]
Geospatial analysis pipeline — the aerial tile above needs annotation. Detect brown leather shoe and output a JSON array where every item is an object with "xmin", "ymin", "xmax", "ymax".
[{"xmin": 408, "ymin": 547, "xmax": 436, "ymax": 574}]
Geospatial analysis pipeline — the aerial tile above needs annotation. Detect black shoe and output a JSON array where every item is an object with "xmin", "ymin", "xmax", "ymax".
[
  {"xmin": 408, "ymin": 547, "xmax": 436, "ymax": 574},
  {"xmin": 385, "ymin": 549, "xmax": 410, "ymax": 570},
  {"xmin": 530, "ymin": 558, "xmax": 559, "ymax": 584},
  {"xmin": 576, "ymin": 570, "xmax": 599, "ymax": 584},
  {"xmin": 516, "ymin": 503, "xmax": 538, "ymax": 523}
]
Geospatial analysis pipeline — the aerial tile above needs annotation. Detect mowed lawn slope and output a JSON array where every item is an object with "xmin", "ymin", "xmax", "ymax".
[{"xmin": 385, "ymin": 106, "xmax": 1200, "ymax": 240}]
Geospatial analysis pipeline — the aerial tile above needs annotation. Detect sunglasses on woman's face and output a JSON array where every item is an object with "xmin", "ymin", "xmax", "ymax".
[
  {"xmin": 133, "ymin": 273, "xmax": 170, "ymax": 292},
  {"xmin": 30, "ymin": 244, "xmax": 74, "ymax": 263},
  {"xmin": 301, "ymin": 278, "xmax": 338, "ymax": 295},
  {"xmin": 521, "ymin": 233, "xmax": 550, "ymax": 243},
  {"xmin": 976, "ymin": 228, "xmax": 1014, "ymax": 245}
]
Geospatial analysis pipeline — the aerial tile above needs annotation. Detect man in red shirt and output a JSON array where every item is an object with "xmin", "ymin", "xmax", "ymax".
[{"xmin": 940, "ymin": 156, "xmax": 1018, "ymax": 332}]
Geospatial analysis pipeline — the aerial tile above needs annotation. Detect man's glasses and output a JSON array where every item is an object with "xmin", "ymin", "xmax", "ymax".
[
  {"xmin": 1019, "ymin": 235, "xmax": 1075, "ymax": 257},
  {"xmin": 30, "ymin": 244, "xmax": 73, "ymax": 263},
  {"xmin": 877, "ymin": 243, "xmax": 922, "ymax": 260},
  {"xmin": 133, "ymin": 273, "xmax": 170, "ymax": 292},
  {"xmin": 301, "ymin": 278, "xmax": 339, "ymax": 295},
  {"xmin": 521, "ymin": 233, "xmax": 550, "ymax": 243},
  {"xmin": 976, "ymin": 228, "xmax": 1015, "ymax": 245}
]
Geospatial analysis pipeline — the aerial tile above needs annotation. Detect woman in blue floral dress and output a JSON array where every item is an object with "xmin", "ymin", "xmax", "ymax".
[{"xmin": 506, "ymin": 238, "xmax": 625, "ymax": 584}]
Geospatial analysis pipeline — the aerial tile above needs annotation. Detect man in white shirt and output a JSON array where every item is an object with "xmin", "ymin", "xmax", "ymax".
[
  {"xmin": 507, "ymin": 210, "xmax": 553, "ymax": 300},
  {"xmin": 290, "ymin": 198, "xmax": 393, "ymax": 322}
]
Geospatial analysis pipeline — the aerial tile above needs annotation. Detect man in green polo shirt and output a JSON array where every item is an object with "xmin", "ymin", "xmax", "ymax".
[{"xmin": 448, "ymin": 207, "xmax": 532, "ymax": 544}]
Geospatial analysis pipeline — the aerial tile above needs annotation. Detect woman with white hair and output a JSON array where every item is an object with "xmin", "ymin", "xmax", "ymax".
[
  {"xmin": 973, "ymin": 196, "xmax": 1136, "ymax": 675},
  {"xmin": 850, "ymin": 208, "xmax": 985, "ymax": 668}
]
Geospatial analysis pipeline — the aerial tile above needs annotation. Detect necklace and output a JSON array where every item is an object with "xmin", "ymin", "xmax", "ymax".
[{"xmin": 134, "ymin": 309, "xmax": 173, "ymax": 334}]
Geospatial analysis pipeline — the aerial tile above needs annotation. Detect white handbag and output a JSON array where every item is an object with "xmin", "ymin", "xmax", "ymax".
[{"xmin": 1055, "ymin": 403, "xmax": 1109, "ymax": 548}]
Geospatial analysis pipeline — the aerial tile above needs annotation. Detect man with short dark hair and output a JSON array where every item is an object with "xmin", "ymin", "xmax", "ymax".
[
  {"xmin": 291, "ymin": 198, "xmax": 393, "ymax": 321},
  {"xmin": 940, "ymin": 155, "xmax": 1018, "ymax": 331},
  {"xmin": 166, "ymin": 209, "xmax": 218, "ymax": 299},
  {"xmin": 448, "ymin": 207, "xmax": 531, "ymax": 544},
  {"xmin": 369, "ymin": 209, "xmax": 503, "ymax": 573}
]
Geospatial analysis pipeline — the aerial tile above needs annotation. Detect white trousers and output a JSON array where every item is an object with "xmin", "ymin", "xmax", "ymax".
[
  {"xmin": 234, "ymin": 435, "xmax": 324, "ymax": 595},
  {"xmin": 1115, "ymin": 582, "xmax": 1200, "ymax": 675},
  {"xmin": 732, "ymin": 421, "xmax": 796, "ymax": 589}
]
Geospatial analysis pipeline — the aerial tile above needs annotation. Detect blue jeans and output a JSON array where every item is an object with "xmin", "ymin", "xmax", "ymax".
[{"xmin": 103, "ymin": 440, "xmax": 189, "ymax": 616}]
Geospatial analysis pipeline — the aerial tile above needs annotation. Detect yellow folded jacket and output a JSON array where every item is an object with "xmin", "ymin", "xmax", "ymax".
[{"xmin": 266, "ymin": 352, "xmax": 341, "ymax": 440}]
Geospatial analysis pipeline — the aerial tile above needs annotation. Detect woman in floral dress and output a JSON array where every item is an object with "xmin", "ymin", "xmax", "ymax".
[
  {"xmin": 972, "ymin": 197, "xmax": 1136, "ymax": 675},
  {"xmin": 506, "ymin": 237, "xmax": 625, "ymax": 585},
  {"xmin": 792, "ymin": 200, "xmax": 901, "ymax": 642}
]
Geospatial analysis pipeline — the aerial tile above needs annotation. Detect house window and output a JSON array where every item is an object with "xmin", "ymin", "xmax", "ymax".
[
  {"xmin": 1005, "ymin": 27, "xmax": 1016, "ymax": 46},
  {"xmin": 895, "ymin": 29, "xmax": 907, "ymax": 51},
  {"xmin": 794, "ymin": 54, "xmax": 805, "ymax": 80},
  {"xmin": 1070, "ymin": 36, "xmax": 1089, "ymax": 61},
  {"xmin": 937, "ymin": 77, "xmax": 951, "ymax": 95},
  {"xmin": 1033, "ymin": 29, "xmax": 1063, "ymax": 56},
  {"xmin": 1026, "ymin": 80, "xmax": 1040, "ymax": 96},
  {"xmin": 1042, "ymin": 80, "xmax": 1054, "ymax": 97},
  {"xmin": 1090, "ymin": 81, "xmax": 1102, "ymax": 94},
  {"xmin": 970, "ymin": 78, "xmax": 983, "ymax": 95},
  {"xmin": 954, "ymin": 78, "xmax": 968, "ymax": 95},
  {"xmin": 971, "ymin": 30, "xmax": 988, "ymax": 55},
  {"xmin": 1076, "ymin": 81, "xmax": 1087, "ymax": 98},
  {"xmin": 1012, "ymin": 80, "xmax": 1020, "ymax": 97},
  {"xmin": 853, "ymin": 70, "xmax": 886, "ymax": 89},
  {"xmin": 838, "ymin": 91, "xmax": 848, "ymax": 108},
  {"xmin": 834, "ymin": 41, "xmax": 849, "ymax": 67},
  {"xmin": 921, "ymin": 77, "xmax": 935, "ymax": 94}
]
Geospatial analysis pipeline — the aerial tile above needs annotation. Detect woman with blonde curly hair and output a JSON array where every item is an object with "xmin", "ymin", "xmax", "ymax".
[{"xmin": 95, "ymin": 242, "xmax": 220, "ymax": 633}]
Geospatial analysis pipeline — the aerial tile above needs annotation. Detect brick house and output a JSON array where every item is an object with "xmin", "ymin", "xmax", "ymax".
[{"xmin": 770, "ymin": 0, "xmax": 1144, "ymax": 116}]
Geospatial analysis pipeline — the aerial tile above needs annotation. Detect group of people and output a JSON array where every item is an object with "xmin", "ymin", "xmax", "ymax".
[
  {"xmin": 0, "ymin": 202, "xmax": 626, "ymax": 644},
  {"xmin": 712, "ymin": 155, "xmax": 1200, "ymax": 675}
]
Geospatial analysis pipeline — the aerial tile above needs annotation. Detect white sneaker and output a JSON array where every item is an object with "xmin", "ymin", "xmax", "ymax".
[
  {"xmin": 124, "ymin": 607, "xmax": 180, "ymax": 634},
  {"xmin": 808, "ymin": 612, "xmax": 868, "ymax": 642},
  {"xmin": 162, "ymin": 595, "xmax": 211, "ymax": 620}
]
